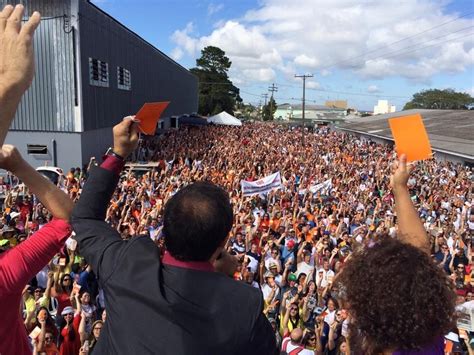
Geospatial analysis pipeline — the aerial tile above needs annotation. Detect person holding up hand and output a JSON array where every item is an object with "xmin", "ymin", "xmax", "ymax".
[
  {"xmin": 0, "ymin": 5, "xmax": 74, "ymax": 354},
  {"xmin": 337, "ymin": 155, "xmax": 455, "ymax": 354},
  {"xmin": 71, "ymin": 117, "xmax": 275, "ymax": 354}
]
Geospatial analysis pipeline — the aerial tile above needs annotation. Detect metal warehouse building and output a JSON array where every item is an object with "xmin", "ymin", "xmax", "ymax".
[{"xmin": 1, "ymin": 0, "xmax": 198, "ymax": 169}]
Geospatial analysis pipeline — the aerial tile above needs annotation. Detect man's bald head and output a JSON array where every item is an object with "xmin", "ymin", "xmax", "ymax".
[{"xmin": 290, "ymin": 328, "xmax": 303, "ymax": 343}]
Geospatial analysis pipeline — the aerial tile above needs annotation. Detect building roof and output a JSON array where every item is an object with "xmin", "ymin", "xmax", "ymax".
[
  {"xmin": 338, "ymin": 109, "xmax": 474, "ymax": 159},
  {"xmin": 277, "ymin": 103, "xmax": 346, "ymax": 111}
]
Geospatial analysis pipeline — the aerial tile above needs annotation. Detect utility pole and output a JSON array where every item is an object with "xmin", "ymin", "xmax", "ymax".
[
  {"xmin": 268, "ymin": 83, "xmax": 278, "ymax": 121},
  {"xmin": 294, "ymin": 74, "xmax": 313, "ymax": 145},
  {"xmin": 261, "ymin": 93, "xmax": 268, "ymax": 121}
]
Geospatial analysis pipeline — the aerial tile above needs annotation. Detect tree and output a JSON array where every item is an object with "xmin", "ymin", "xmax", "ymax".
[
  {"xmin": 262, "ymin": 97, "xmax": 277, "ymax": 121},
  {"xmin": 403, "ymin": 89, "xmax": 474, "ymax": 110},
  {"xmin": 190, "ymin": 46, "xmax": 242, "ymax": 116}
]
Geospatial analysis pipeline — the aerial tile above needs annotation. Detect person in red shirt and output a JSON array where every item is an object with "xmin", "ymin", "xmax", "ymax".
[
  {"xmin": 0, "ymin": 5, "xmax": 73, "ymax": 355},
  {"xmin": 58, "ymin": 306, "xmax": 81, "ymax": 355}
]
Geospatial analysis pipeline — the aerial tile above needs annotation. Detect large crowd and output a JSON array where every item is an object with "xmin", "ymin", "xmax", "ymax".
[
  {"xmin": 1, "ymin": 122, "xmax": 473, "ymax": 354},
  {"xmin": 0, "ymin": 4, "xmax": 473, "ymax": 354}
]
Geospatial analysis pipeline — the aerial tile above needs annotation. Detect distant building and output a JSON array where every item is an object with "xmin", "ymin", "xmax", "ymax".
[
  {"xmin": 325, "ymin": 100, "xmax": 348, "ymax": 110},
  {"xmin": 4, "ymin": 0, "xmax": 198, "ymax": 170},
  {"xmin": 274, "ymin": 103, "xmax": 346, "ymax": 124},
  {"xmin": 374, "ymin": 100, "xmax": 396, "ymax": 115}
]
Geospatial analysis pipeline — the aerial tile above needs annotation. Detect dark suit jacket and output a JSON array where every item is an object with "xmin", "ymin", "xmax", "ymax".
[{"xmin": 71, "ymin": 166, "xmax": 276, "ymax": 354}]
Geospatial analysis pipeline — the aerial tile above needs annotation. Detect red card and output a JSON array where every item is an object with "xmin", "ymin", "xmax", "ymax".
[
  {"xmin": 135, "ymin": 102, "xmax": 170, "ymax": 135},
  {"xmin": 388, "ymin": 113, "xmax": 432, "ymax": 162}
]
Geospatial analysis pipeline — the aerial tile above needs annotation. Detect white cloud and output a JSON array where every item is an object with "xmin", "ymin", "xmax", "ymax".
[
  {"xmin": 208, "ymin": 3, "xmax": 224, "ymax": 16},
  {"xmin": 170, "ymin": 47, "xmax": 183, "ymax": 61},
  {"xmin": 294, "ymin": 54, "xmax": 319, "ymax": 68},
  {"xmin": 171, "ymin": 0, "xmax": 474, "ymax": 84},
  {"xmin": 242, "ymin": 68, "xmax": 276, "ymax": 82},
  {"xmin": 320, "ymin": 69, "xmax": 331, "ymax": 77},
  {"xmin": 306, "ymin": 81, "xmax": 321, "ymax": 89},
  {"xmin": 367, "ymin": 84, "xmax": 381, "ymax": 93}
]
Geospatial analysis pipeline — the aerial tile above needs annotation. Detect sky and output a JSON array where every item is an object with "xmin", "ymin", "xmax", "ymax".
[{"xmin": 91, "ymin": 0, "xmax": 474, "ymax": 111}]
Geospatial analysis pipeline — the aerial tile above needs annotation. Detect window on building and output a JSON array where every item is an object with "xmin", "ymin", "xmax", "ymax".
[
  {"xmin": 117, "ymin": 66, "xmax": 131, "ymax": 91},
  {"xmin": 89, "ymin": 58, "xmax": 109, "ymax": 87},
  {"xmin": 27, "ymin": 144, "xmax": 48, "ymax": 155}
]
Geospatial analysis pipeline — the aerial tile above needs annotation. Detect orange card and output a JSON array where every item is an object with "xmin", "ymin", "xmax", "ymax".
[
  {"xmin": 135, "ymin": 102, "xmax": 170, "ymax": 135},
  {"xmin": 388, "ymin": 114, "xmax": 432, "ymax": 162},
  {"xmin": 445, "ymin": 340, "xmax": 453, "ymax": 353}
]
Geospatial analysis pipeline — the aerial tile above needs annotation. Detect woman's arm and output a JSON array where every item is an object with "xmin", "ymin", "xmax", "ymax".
[
  {"xmin": 391, "ymin": 155, "xmax": 430, "ymax": 254},
  {"xmin": 37, "ymin": 319, "xmax": 47, "ymax": 352},
  {"xmin": 79, "ymin": 311, "xmax": 88, "ymax": 344},
  {"xmin": 0, "ymin": 146, "xmax": 73, "ymax": 220}
]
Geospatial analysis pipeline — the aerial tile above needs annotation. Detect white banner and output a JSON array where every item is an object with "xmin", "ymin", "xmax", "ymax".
[
  {"xmin": 309, "ymin": 179, "xmax": 332, "ymax": 194},
  {"xmin": 241, "ymin": 172, "xmax": 282, "ymax": 197}
]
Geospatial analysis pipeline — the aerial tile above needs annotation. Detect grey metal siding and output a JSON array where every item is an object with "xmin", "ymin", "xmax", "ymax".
[
  {"xmin": 5, "ymin": 131, "xmax": 83, "ymax": 170},
  {"xmin": 0, "ymin": 0, "xmax": 71, "ymax": 17},
  {"xmin": 78, "ymin": 0, "xmax": 198, "ymax": 131},
  {"xmin": 2, "ymin": 0, "xmax": 76, "ymax": 131}
]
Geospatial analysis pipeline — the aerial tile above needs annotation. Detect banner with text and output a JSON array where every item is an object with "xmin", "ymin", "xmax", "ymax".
[
  {"xmin": 309, "ymin": 179, "xmax": 332, "ymax": 194},
  {"xmin": 241, "ymin": 172, "xmax": 282, "ymax": 197}
]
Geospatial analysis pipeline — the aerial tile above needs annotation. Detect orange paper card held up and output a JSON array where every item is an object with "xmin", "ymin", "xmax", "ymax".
[
  {"xmin": 388, "ymin": 113, "xmax": 432, "ymax": 162},
  {"xmin": 136, "ymin": 102, "xmax": 170, "ymax": 135}
]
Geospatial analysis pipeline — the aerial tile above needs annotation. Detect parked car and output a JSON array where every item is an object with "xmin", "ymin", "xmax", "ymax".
[{"xmin": 36, "ymin": 166, "xmax": 65, "ymax": 187}]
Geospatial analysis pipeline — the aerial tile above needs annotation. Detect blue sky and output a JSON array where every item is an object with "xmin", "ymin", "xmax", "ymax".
[{"xmin": 91, "ymin": 0, "xmax": 474, "ymax": 111}]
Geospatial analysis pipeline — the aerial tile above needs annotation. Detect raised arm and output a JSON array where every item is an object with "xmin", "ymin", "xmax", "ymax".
[
  {"xmin": 390, "ymin": 154, "xmax": 430, "ymax": 254},
  {"xmin": 71, "ymin": 118, "xmax": 139, "ymax": 285},
  {"xmin": 0, "ymin": 145, "xmax": 73, "ymax": 219},
  {"xmin": 0, "ymin": 5, "xmax": 41, "ymax": 145}
]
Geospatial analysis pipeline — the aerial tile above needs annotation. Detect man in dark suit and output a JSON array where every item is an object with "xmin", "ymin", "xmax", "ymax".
[{"xmin": 71, "ymin": 118, "xmax": 275, "ymax": 354}]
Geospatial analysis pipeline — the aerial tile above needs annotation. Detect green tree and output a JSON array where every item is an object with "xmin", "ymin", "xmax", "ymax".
[
  {"xmin": 403, "ymin": 89, "xmax": 473, "ymax": 110},
  {"xmin": 262, "ymin": 97, "xmax": 277, "ymax": 121},
  {"xmin": 190, "ymin": 46, "xmax": 242, "ymax": 116}
]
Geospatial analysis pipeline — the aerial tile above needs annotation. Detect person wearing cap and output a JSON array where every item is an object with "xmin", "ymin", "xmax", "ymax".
[
  {"xmin": 58, "ymin": 306, "xmax": 81, "ymax": 354},
  {"xmin": 261, "ymin": 271, "xmax": 280, "ymax": 318},
  {"xmin": 278, "ymin": 238, "xmax": 297, "ymax": 270},
  {"xmin": 0, "ymin": 7, "xmax": 73, "ymax": 354}
]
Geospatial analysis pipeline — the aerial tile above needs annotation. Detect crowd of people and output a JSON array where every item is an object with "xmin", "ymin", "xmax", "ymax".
[
  {"xmin": 0, "ymin": 4, "xmax": 473, "ymax": 355},
  {"xmin": 1, "ymin": 121, "xmax": 473, "ymax": 353}
]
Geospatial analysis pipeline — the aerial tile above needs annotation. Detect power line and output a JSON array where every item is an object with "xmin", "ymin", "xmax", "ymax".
[
  {"xmin": 353, "ymin": 25, "xmax": 473, "ymax": 66},
  {"xmin": 319, "ymin": 11, "xmax": 474, "ymax": 71},
  {"xmin": 366, "ymin": 31, "xmax": 474, "ymax": 62}
]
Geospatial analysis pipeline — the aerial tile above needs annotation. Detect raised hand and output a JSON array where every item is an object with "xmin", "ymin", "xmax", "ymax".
[
  {"xmin": 112, "ymin": 116, "xmax": 140, "ymax": 158},
  {"xmin": 0, "ymin": 144, "xmax": 24, "ymax": 173},
  {"xmin": 0, "ymin": 4, "xmax": 41, "ymax": 95},
  {"xmin": 390, "ymin": 154, "xmax": 410, "ymax": 192}
]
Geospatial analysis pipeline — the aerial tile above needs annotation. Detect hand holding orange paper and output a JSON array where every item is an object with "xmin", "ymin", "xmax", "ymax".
[
  {"xmin": 135, "ymin": 102, "xmax": 170, "ymax": 135},
  {"xmin": 388, "ymin": 113, "xmax": 432, "ymax": 162}
]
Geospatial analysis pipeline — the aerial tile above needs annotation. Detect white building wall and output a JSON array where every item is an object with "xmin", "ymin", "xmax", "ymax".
[{"xmin": 374, "ymin": 100, "xmax": 396, "ymax": 115}]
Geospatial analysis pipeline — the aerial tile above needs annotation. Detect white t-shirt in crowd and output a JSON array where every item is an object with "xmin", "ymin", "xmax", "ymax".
[
  {"xmin": 296, "ymin": 261, "xmax": 314, "ymax": 278},
  {"xmin": 281, "ymin": 337, "xmax": 313, "ymax": 355},
  {"xmin": 246, "ymin": 254, "xmax": 259, "ymax": 274},
  {"xmin": 261, "ymin": 283, "xmax": 279, "ymax": 303},
  {"xmin": 316, "ymin": 268, "xmax": 335, "ymax": 288}
]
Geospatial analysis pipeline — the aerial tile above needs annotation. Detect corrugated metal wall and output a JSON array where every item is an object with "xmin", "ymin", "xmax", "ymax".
[
  {"xmin": 1, "ymin": 0, "xmax": 76, "ymax": 131},
  {"xmin": 78, "ymin": 0, "xmax": 198, "ymax": 131},
  {"xmin": 0, "ymin": 0, "xmax": 70, "ymax": 17}
]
